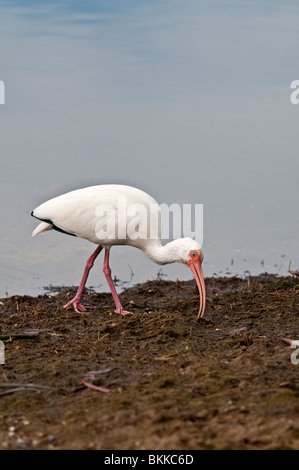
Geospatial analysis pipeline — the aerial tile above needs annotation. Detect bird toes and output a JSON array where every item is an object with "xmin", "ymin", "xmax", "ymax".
[
  {"xmin": 63, "ymin": 299, "xmax": 89, "ymax": 312},
  {"xmin": 114, "ymin": 308, "xmax": 133, "ymax": 316},
  {"xmin": 75, "ymin": 304, "xmax": 87, "ymax": 313}
]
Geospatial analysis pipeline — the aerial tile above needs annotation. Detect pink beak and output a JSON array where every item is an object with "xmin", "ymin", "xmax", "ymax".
[{"xmin": 188, "ymin": 259, "xmax": 206, "ymax": 318}]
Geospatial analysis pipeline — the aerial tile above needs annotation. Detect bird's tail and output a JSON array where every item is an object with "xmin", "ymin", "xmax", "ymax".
[{"xmin": 32, "ymin": 221, "xmax": 53, "ymax": 237}]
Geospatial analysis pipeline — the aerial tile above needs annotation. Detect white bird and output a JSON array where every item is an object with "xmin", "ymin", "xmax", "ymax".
[{"xmin": 32, "ymin": 185, "xmax": 206, "ymax": 317}]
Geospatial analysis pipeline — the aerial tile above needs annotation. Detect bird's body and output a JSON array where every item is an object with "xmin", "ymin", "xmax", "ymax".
[
  {"xmin": 32, "ymin": 185, "xmax": 157, "ymax": 247},
  {"xmin": 32, "ymin": 184, "xmax": 206, "ymax": 317}
]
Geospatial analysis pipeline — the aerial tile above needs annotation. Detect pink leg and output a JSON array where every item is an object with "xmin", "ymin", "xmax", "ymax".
[
  {"xmin": 103, "ymin": 248, "xmax": 132, "ymax": 315},
  {"xmin": 64, "ymin": 245, "xmax": 103, "ymax": 312}
]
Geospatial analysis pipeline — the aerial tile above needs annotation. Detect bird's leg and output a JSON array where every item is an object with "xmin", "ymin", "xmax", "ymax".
[
  {"xmin": 63, "ymin": 245, "xmax": 103, "ymax": 313},
  {"xmin": 102, "ymin": 248, "xmax": 132, "ymax": 315}
]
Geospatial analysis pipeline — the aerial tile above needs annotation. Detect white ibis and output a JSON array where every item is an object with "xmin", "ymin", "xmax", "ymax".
[{"xmin": 31, "ymin": 185, "xmax": 206, "ymax": 317}]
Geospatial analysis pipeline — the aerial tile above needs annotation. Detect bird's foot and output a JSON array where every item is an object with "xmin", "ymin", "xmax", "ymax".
[
  {"xmin": 63, "ymin": 298, "xmax": 95, "ymax": 313},
  {"xmin": 114, "ymin": 307, "xmax": 133, "ymax": 316}
]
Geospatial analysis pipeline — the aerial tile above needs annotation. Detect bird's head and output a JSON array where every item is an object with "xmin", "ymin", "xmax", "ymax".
[{"xmin": 169, "ymin": 238, "xmax": 206, "ymax": 318}]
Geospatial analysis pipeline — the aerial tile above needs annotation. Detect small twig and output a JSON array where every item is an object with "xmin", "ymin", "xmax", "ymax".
[
  {"xmin": 97, "ymin": 332, "xmax": 110, "ymax": 342},
  {"xmin": 79, "ymin": 380, "xmax": 110, "ymax": 394},
  {"xmin": 0, "ymin": 334, "xmax": 38, "ymax": 340},
  {"xmin": 212, "ymin": 327, "xmax": 248, "ymax": 338},
  {"xmin": 0, "ymin": 387, "xmax": 40, "ymax": 397},
  {"xmin": 288, "ymin": 261, "xmax": 299, "ymax": 278},
  {"xmin": 0, "ymin": 383, "xmax": 56, "ymax": 397},
  {"xmin": 156, "ymin": 268, "xmax": 167, "ymax": 281},
  {"xmin": 84, "ymin": 368, "xmax": 115, "ymax": 379},
  {"xmin": 126, "ymin": 264, "xmax": 134, "ymax": 286},
  {"xmin": 247, "ymin": 272, "xmax": 251, "ymax": 289},
  {"xmin": 0, "ymin": 383, "xmax": 56, "ymax": 390},
  {"xmin": 275, "ymin": 264, "xmax": 283, "ymax": 275},
  {"xmin": 268, "ymin": 291, "xmax": 292, "ymax": 297}
]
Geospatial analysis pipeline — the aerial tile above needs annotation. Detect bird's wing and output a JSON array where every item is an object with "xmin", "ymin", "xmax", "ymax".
[
  {"xmin": 31, "ymin": 185, "xmax": 161, "ymax": 245},
  {"xmin": 32, "ymin": 221, "xmax": 53, "ymax": 237},
  {"xmin": 32, "ymin": 188, "xmax": 97, "ymax": 239}
]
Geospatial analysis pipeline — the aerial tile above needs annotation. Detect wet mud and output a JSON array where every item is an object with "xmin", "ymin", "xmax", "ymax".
[{"xmin": 0, "ymin": 274, "xmax": 298, "ymax": 450}]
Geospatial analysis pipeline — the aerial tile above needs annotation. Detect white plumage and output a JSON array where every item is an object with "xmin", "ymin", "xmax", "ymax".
[{"xmin": 32, "ymin": 185, "xmax": 206, "ymax": 317}]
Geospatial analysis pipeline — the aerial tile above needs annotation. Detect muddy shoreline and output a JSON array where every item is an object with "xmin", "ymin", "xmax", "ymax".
[{"xmin": 0, "ymin": 274, "xmax": 298, "ymax": 450}]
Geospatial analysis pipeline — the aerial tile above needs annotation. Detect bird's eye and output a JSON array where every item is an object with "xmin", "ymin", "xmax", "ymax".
[{"xmin": 191, "ymin": 251, "xmax": 197, "ymax": 258}]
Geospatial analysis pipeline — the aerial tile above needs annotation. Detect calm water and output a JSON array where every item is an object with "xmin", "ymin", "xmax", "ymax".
[
  {"xmin": 0, "ymin": 1, "xmax": 298, "ymax": 297},
  {"xmin": 0, "ymin": 207, "xmax": 297, "ymax": 298}
]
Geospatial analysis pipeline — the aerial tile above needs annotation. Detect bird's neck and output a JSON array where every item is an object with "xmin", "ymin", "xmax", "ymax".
[{"xmin": 144, "ymin": 240, "xmax": 183, "ymax": 265}]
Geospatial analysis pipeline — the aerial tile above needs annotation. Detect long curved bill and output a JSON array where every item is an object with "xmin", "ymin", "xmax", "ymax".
[{"xmin": 188, "ymin": 260, "xmax": 206, "ymax": 318}]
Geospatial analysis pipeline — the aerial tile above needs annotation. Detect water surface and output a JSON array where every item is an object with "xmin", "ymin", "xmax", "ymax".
[{"xmin": 0, "ymin": 1, "xmax": 298, "ymax": 297}]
